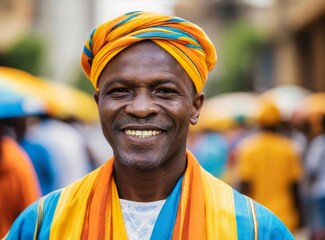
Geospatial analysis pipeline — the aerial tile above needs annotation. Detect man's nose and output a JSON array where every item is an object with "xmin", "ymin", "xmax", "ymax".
[{"xmin": 125, "ymin": 90, "xmax": 159, "ymax": 118}]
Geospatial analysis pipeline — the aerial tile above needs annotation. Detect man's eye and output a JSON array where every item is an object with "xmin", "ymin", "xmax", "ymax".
[
  {"xmin": 106, "ymin": 88, "xmax": 130, "ymax": 96},
  {"xmin": 110, "ymin": 88, "xmax": 129, "ymax": 93},
  {"xmin": 155, "ymin": 88, "xmax": 177, "ymax": 95}
]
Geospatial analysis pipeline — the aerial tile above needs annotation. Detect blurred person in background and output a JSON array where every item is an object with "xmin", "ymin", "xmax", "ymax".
[
  {"xmin": 235, "ymin": 101, "xmax": 303, "ymax": 234},
  {"xmin": 0, "ymin": 66, "xmax": 94, "ymax": 193},
  {"xmin": 69, "ymin": 120, "xmax": 113, "ymax": 169},
  {"xmin": 289, "ymin": 111, "xmax": 310, "ymax": 157},
  {"xmin": 187, "ymin": 130, "xmax": 229, "ymax": 179},
  {"xmin": 2, "ymin": 116, "xmax": 56, "ymax": 195},
  {"xmin": 0, "ymin": 123, "xmax": 41, "ymax": 238},
  {"xmin": 0, "ymin": 88, "xmax": 41, "ymax": 238},
  {"xmin": 224, "ymin": 115, "xmax": 256, "ymax": 187},
  {"xmin": 6, "ymin": 11, "xmax": 294, "ymax": 239},
  {"xmin": 26, "ymin": 114, "xmax": 94, "ymax": 189},
  {"xmin": 278, "ymin": 115, "xmax": 308, "ymax": 159},
  {"xmin": 304, "ymin": 114, "xmax": 325, "ymax": 240}
]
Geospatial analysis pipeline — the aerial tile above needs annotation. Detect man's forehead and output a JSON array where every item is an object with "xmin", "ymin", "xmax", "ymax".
[
  {"xmin": 109, "ymin": 41, "xmax": 178, "ymax": 64},
  {"xmin": 98, "ymin": 41, "xmax": 192, "ymax": 85},
  {"xmin": 96, "ymin": 41, "xmax": 196, "ymax": 95}
]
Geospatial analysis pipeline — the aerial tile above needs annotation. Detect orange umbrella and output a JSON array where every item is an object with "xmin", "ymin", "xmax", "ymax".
[
  {"xmin": 300, "ymin": 92, "xmax": 325, "ymax": 116},
  {"xmin": 191, "ymin": 92, "xmax": 259, "ymax": 132}
]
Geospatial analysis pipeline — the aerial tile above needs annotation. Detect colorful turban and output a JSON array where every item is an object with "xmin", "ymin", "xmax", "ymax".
[{"xmin": 81, "ymin": 11, "xmax": 217, "ymax": 92}]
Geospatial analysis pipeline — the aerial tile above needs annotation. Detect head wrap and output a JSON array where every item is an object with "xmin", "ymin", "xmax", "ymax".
[
  {"xmin": 81, "ymin": 11, "xmax": 217, "ymax": 92},
  {"xmin": 257, "ymin": 100, "xmax": 281, "ymax": 127}
]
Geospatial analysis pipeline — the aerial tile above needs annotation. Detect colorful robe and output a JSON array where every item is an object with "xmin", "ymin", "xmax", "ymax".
[{"xmin": 5, "ymin": 151, "xmax": 294, "ymax": 239}]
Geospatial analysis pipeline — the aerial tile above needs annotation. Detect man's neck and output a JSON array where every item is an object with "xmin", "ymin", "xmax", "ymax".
[{"xmin": 113, "ymin": 156, "xmax": 187, "ymax": 202}]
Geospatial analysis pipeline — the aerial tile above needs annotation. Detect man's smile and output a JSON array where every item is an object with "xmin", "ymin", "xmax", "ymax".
[{"xmin": 124, "ymin": 129, "xmax": 162, "ymax": 138}]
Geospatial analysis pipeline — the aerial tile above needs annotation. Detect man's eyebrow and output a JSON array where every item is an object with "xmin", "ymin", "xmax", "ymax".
[
  {"xmin": 101, "ymin": 78, "xmax": 130, "ymax": 89},
  {"xmin": 101, "ymin": 78, "xmax": 180, "ymax": 89},
  {"xmin": 150, "ymin": 78, "xmax": 179, "ymax": 86}
]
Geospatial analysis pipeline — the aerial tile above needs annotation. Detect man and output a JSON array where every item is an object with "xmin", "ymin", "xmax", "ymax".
[
  {"xmin": 5, "ymin": 11, "xmax": 293, "ymax": 239},
  {"xmin": 235, "ymin": 101, "xmax": 303, "ymax": 234}
]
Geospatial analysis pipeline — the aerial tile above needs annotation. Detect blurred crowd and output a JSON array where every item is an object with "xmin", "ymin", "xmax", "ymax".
[
  {"xmin": 0, "ymin": 67, "xmax": 113, "ymax": 238},
  {"xmin": 188, "ymin": 89, "xmax": 325, "ymax": 240},
  {"xmin": 0, "ymin": 66, "xmax": 324, "ymax": 240}
]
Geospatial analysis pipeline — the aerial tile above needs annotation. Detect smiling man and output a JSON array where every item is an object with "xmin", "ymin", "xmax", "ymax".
[{"xmin": 5, "ymin": 11, "xmax": 294, "ymax": 239}]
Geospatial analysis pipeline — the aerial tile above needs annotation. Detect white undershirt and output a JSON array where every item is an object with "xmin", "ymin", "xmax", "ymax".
[{"xmin": 120, "ymin": 199, "xmax": 166, "ymax": 240}]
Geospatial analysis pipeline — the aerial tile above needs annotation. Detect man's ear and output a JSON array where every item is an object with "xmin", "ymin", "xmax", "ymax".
[
  {"xmin": 190, "ymin": 92, "xmax": 205, "ymax": 125},
  {"xmin": 94, "ymin": 91, "xmax": 100, "ymax": 106}
]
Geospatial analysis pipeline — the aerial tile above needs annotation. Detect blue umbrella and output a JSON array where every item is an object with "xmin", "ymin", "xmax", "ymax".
[{"xmin": 0, "ymin": 86, "xmax": 46, "ymax": 119}]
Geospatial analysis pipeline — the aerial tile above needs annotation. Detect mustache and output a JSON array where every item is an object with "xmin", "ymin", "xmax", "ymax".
[{"xmin": 112, "ymin": 117, "xmax": 172, "ymax": 130}]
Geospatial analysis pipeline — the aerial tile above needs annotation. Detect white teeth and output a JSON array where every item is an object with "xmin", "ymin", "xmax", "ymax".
[{"xmin": 125, "ymin": 130, "xmax": 162, "ymax": 138}]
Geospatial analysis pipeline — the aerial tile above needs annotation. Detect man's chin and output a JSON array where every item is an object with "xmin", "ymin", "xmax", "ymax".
[
  {"xmin": 115, "ymin": 151, "xmax": 163, "ymax": 170},
  {"xmin": 123, "ymin": 158, "xmax": 162, "ymax": 170}
]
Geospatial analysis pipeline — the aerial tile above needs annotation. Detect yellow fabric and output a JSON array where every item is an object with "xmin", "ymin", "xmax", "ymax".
[
  {"xmin": 236, "ymin": 132, "xmax": 302, "ymax": 231},
  {"xmin": 49, "ymin": 151, "xmax": 237, "ymax": 239},
  {"xmin": 201, "ymin": 168, "xmax": 237, "ymax": 238},
  {"xmin": 81, "ymin": 11, "xmax": 216, "ymax": 92},
  {"xmin": 49, "ymin": 167, "xmax": 102, "ymax": 239},
  {"xmin": 256, "ymin": 100, "xmax": 281, "ymax": 127},
  {"xmin": 173, "ymin": 152, "xmax": 237, "ymax": 239}
]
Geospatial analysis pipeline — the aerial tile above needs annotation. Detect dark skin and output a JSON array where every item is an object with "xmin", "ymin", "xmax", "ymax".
[{"xmin": 94, "ymin": 41, "xmax": 204, "ymax": 202}]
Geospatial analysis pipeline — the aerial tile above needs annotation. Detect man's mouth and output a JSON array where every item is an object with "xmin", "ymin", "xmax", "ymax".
[{"xmin": 125, "ymin": 129, "xmax": 162, "ymax": 138}]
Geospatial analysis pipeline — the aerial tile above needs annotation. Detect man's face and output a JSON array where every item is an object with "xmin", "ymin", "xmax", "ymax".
[{"xmin": 95, "ymin": 41, "xmax": 203, "ymax": 170}]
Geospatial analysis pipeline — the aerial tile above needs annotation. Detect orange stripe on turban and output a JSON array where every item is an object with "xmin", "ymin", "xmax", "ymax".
[{"xmin": 81, "ymin": 11, "xmax": 217, "ymax": 92}]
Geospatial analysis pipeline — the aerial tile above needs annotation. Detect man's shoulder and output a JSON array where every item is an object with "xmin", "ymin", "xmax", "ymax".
[
  {"xmin": 4, "ymin": 164, "xmax": 104, "ymax": 240},
  {"xmin": 200, "ymin": 171, "xmax": 294, "ymax": 239},
  {"xmin": 4, "ymin": 190, "xmax": 62, "ymax": 239},
  {"xmin": 232, "ymin": 190, "xmax": 295, "ymax": 240}
]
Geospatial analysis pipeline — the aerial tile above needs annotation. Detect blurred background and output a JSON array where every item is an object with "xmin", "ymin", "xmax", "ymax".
[
  {"xmin": 1, "ymin": 0, "xmax": 324, "ymax": 95},
  {"xmin": 0, "ymin": 0, "xmax": 324, "ymax": 239}
]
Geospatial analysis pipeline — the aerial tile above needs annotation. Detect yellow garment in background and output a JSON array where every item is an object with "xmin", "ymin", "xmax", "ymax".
[{"xmin": 236, "ymin": 132, "xmax": 302, "ymax": 232}]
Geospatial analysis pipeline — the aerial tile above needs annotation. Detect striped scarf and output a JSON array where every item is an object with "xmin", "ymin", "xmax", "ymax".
[
  {"xmin": 48, "ymin": 151, "xmax": 239, "ymax": 239},
  {"xmin": 5, "ymin": 150, "xmax": 296, "ymax": 239}
]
